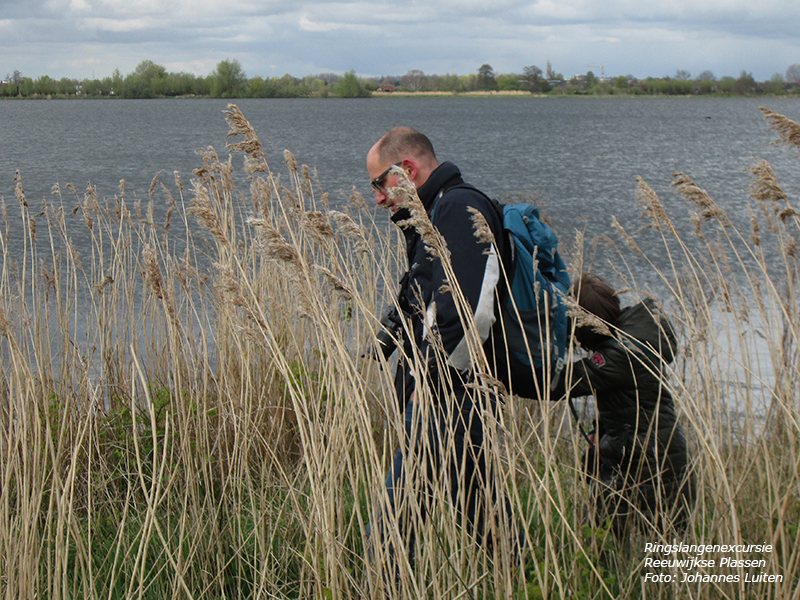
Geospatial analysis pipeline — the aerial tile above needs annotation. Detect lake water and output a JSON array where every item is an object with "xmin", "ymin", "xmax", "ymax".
[
  {"xmin": 4, "ymin": 96, "xmax": 800, "ymax": 292},
  {"xmin": 3, "ymin": 97, "xmax": 799, "ymax": 241},
  {"xmin": 2, "ymin": 96, "xmax": 797, "ymax": 415}
]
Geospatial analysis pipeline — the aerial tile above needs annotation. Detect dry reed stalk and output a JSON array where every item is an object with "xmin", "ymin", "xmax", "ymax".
[
  {"xmin": 672, "ymin": 172, "xmax": 731, "ymax": 227},
  {"xmin": 141, "ymin": 242, "xmax": 177, "ymax": 325},
  {"xmin": 187, "ymin": 181, "xmax": 228, "ymax": 246},
  {"xmin": 300, "ymin": 164, "xmax": 313, "ymax": 197},
  {"xmin": 466, "ymin": 206, "xmax": 495, "ymax": 245},
  {"xmin": 247, "ymin": 217, "xmax": 303, "ymax": 270},
  {"xmin": 329, "ymin": 210, "xmax": 372, "ymax": 254},
  {"xmin": 348, "ymin": 187, "xmax": 368, "ymax": 212},
  {"xmin": 760, "ymin": 107, "xmax": 800, "ymax": 154},
  {"xmin": 635, "ymin": 176, "xmax": 676, "ymax": 235},
  {"xmin": 749, "ymin": 205, "xmax": 763, "ymax": 247},
  {"xmin": 250, "ymin": 176, "xmax": 274, "ymax": 219},
  {"xmin": 749, "ymin": 159, "xmax": 789, "ymax": 206},
  {"xmin": 283, "ymin": 149, "xmax": 297, "ymax": 174},
  {"xmin": 748, "ymin": 161, "xmax": 800, "ymax": 265},
  {"xmin": 611, "ymin": 216, "xmax": 644, "ymax": 256},
  {"xmin": 392, "ymin": 169, "xmax": 449, "ymax": 265},
  {"xmin": 213, "ymin": 261, "xmax": 270, "ymax": 334},
  {"xmin": 14, "ymin": 170, "xmax": 27, "ymax": 208},
  {"xmin": 173, "ymin": 170, "xmax": 183, "ymax": 197},
  {"xmin": 314, "ymin": 265, "xmax": 353, "ymax": 300},
  {"xmin": 301, "ymin": 211, "xmax": 335, "ymax": 246},
  {"xmin": 224, "ymin": 104, "xmax": 270, "ymax": 175},
  {"xmin": 148, "ymin": 170, "xmax": 163, "ymax": 200}
]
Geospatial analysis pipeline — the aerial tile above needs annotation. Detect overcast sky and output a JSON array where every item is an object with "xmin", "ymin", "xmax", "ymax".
[{"xmin": 2, "ymin": 0, "xmax": 798, "ymax": 82}]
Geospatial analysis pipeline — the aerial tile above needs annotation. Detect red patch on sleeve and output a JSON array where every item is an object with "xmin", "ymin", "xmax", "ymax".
[{"xmin": 590, "ymin": 352, "xmax": 606, "ymax": 367}]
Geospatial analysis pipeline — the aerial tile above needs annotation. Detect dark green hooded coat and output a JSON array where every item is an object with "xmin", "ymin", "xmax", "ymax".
[{"xmin": 566, "ymin": 298, "xmax": 693, "ymax": 526}]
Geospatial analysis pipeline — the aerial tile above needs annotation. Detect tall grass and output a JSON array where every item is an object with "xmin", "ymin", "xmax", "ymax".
[{"xmin": 0, "ymin": 104, "xmax": 797, "ymax": 599}]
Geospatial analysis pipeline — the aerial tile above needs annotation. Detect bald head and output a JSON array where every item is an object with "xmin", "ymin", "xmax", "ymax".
[
  {"xmin": 367, "ymin": 127, "xmax": 440, "ymax": 210},
  {"xmin": 373, "ymin": 127, "xmax": 438, "ymax": 166}
]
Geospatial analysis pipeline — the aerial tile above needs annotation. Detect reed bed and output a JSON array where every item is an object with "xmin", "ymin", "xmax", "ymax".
[{"xmin": 0, "ymin": 104, "xmax": 797, "ymax": 599}]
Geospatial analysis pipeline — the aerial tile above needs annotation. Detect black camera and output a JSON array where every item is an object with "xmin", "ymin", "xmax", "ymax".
[
  {"xmin": 367, "ymin": 273, "xmax": 408, "ymax": 361},
  {"xmin": 372, "ymin": 304, "xmax": 404, "ymax": 360}
]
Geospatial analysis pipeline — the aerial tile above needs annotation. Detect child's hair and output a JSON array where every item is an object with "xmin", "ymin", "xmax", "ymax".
[{"xmin": 573, "ymin": 273, "xmax": 621, "ymax": 349}]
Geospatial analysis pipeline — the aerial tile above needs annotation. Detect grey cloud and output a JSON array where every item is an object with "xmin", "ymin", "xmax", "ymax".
[
  {"xmin": 0, "ymin": 0, "xmax": 53, "ymax": 18},
  {"xmin": 1, "ymin": 0, "xmax": 798, "ymax": 81}
]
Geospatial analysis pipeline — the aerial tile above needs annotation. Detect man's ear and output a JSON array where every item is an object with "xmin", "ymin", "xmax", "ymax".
[{"xmin": 400, "ymin": 158, "xmax": 419, "ymax": 185}]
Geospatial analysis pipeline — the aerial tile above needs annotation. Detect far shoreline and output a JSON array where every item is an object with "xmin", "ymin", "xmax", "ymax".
[
  {"xmin": 371, "ymin": 90, "xmax": 539, "ymax": 98},
  {"xmin": 1, "ymin": 90, "xmax": 794, "ymax": 101}
]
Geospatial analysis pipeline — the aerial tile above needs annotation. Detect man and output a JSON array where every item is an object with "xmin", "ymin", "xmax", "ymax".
[{"xmin": 366, "ymin": 127, "xmax": 517, "ymax": 580}]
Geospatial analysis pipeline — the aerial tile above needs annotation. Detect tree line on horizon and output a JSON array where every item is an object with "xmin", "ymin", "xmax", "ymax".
[{"xmin": 3, "ymin": 59, "xmax": 800, "ymax": 99}]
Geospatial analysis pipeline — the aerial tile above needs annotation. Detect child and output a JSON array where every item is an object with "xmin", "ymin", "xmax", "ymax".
[{"xmin": 562, "ymin": 273, "xmax": 694, "ymax": 534}]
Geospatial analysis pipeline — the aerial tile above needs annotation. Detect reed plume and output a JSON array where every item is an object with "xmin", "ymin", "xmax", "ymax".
[
  {"xmin": 392, "ymin": 168, "xmax": 449, "ymax": 264},
  {"xmin": 314, "ymin": 265, "xmax": 353, "ymax": 300},
  {"xmin": 562, "ymin": 291, "xmax": 613, "ymax": 338},
  {"xmin": 247, "ymin": 217, "xmax": 303, "ymax": 270},
  {"xmin": 672, "ymin": 171, "xmax": 730, "ymax": 225},
  {"xmin": 224, "ymin": 103, "xmax": 270, "ymax": 175},
  {"xmin": 611, "ymin": 215, "xmax": 644, "ymax": 256},
  {"xmin": 748, "ymin": 159, "xmax": 789, "ymax": 205},
  {"xmin": 187, "ymin": 181, "xmax": 228, "ymax": 245},
  {"xmin": 14, "ymin": 170, "xmax": 28, "ymax": 208},
  {"xmin": 760, "ymin": 106, "xmax": 800, "ymax": 154},
  {"xmin": 467, "ymin": 206, "xmax": 496, "ymax": 245},
  {"xmin": 283, "ymin": 149, "xmax": 298, "ymax": 174},
  {"xmin": 301, "ymin": 211, "xmax": 335, "ymax": 246},
  {"xmin": 329, "ymin": 210, "xmax": 372, "ymax": 253},
  {"xmin": 635, "ymin": 175, "xmax": 675, "ymax": 235}
]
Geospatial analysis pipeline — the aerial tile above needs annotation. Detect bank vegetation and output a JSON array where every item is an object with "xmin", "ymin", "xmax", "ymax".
[{"xmin": 3, "ymin": 59, "xmax": 800, "ymax": 99}]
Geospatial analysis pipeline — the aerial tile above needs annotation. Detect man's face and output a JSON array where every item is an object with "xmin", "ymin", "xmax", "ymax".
[{"xmin": 367, "ymin": 147, "xmax": 406, "ymax": 212}]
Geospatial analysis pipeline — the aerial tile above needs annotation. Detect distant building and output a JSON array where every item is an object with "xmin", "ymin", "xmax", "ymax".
[{"xmin": 376, "ymin": 84, "xmax": 397, "ymax": 92}]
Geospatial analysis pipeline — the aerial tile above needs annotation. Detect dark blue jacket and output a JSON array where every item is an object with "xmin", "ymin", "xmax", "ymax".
[{"xmin": 391, "ymin": 162, "xmax": 509, "ymax": 404}]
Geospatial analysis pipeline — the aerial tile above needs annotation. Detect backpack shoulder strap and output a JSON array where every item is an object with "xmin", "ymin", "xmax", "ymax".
[
  {"xmin": 433, "ymin": 182, "xmax": 511, "ymax": 266},
  {"xmin": 438, "ymin": 182, "xmax": 502, "ymax": 212}
]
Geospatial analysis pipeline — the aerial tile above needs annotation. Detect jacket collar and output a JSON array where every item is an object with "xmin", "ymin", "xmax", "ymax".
[
  {"xmin": 391, "ymin": 161, "xmax": 462, "ymax": 225},
  {"xmin": 417, "ymin": 161, "xmax": 462, "ymax": 210}
]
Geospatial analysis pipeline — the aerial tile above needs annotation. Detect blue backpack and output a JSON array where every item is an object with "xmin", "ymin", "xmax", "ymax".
[
  {"xmin": 500, "ymin": 203, "xmax": 571, "ymax": 380},
  {"xmin": 438, "ymin": 185, "xmax": 570, "ymax": 394}
]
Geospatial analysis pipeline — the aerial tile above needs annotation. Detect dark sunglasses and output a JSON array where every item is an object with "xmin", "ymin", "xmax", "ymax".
[{"xmin": 371, "ymin": 162, "xmax": 403, "ymax": 193}]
